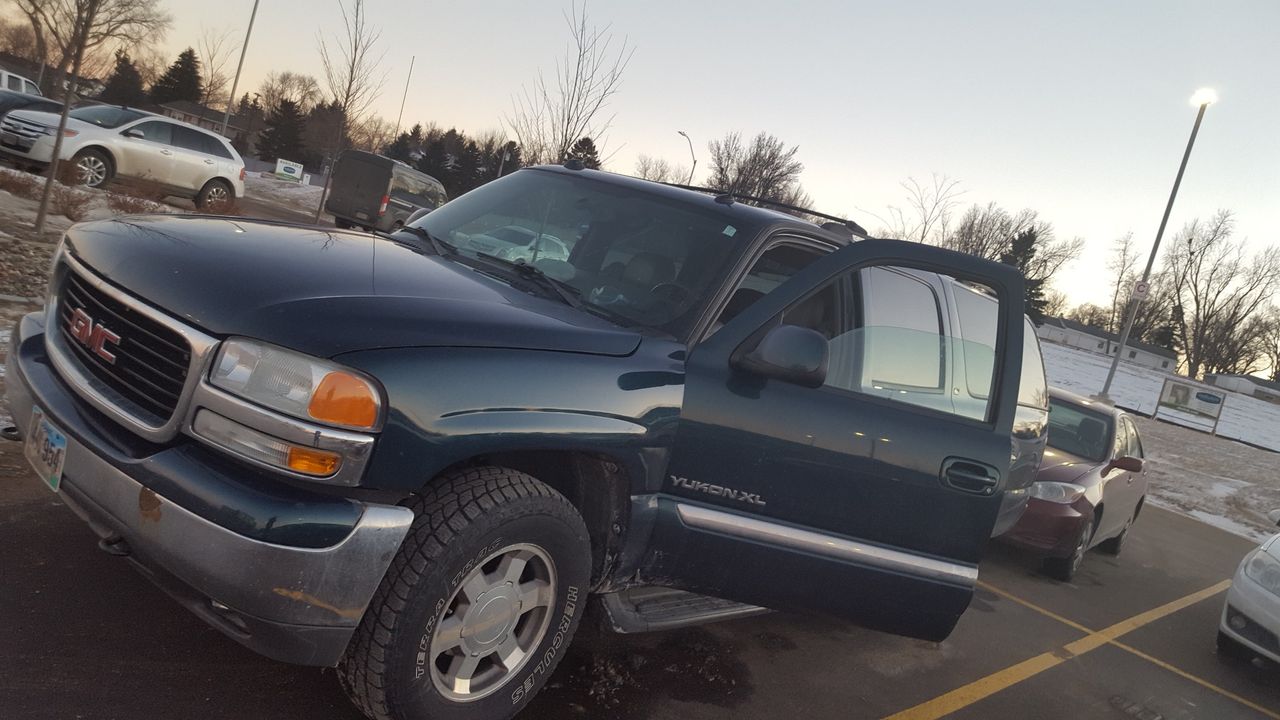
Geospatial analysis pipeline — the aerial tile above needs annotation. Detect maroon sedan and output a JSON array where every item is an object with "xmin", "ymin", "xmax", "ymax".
[{"xmin": 1002, "ymin": 388, "xmax": 1149, "ymax": 581}]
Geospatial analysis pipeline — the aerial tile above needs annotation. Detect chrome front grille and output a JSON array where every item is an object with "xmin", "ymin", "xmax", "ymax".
[
  {"xmin": 46, "ymin": 251, "xmax": 220, "ymax": 442},
  {"xmin": 57, "ymin": 268, "xmax": 191, "ymax": 422}
]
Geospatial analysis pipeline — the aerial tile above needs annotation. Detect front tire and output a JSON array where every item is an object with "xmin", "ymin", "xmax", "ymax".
[
  {"xmin": 1043, "ymin": 515, "xmax": 1095, "ymax": 582},
  {"xmin": 70, "ymin": 148, "xmax": 112, "ymax": 188},
  {"xmin": 340, "ymin": 467, "xmax": 591, "ymax": 720}
]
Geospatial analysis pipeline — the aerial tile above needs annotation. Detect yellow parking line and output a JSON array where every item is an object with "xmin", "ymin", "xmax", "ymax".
[
  {"xmin": 1110, "ymin": 639, "xmax": 1280, "ymax": 720},
  {"xmin": 977, "ymin": 581, "xmax": 1093, "ymax": 634},
  {"xmin": 882, "ymin": 580, "xmax": 1231, "ymax": 720}
]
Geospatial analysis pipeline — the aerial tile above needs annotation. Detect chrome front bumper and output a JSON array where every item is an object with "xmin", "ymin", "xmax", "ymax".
[{"xmin": 5, "ymin": 312, "xmax": 413, "ymax": 666}]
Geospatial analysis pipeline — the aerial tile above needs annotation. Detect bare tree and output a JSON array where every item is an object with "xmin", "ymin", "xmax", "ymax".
[
  {"xmin": 132, "ymin": 44, "xmax": 168, "ymax": 86},
  {"xmin": 0, "ymin": 16, "xmax": 41, "ymax": 63},
  {"xmin": 314, "ymin": 0, "xmax": 386, "ymax": 220},
  {"xmin": 349, "ymin": 114, "xmax": 396, "ymax": 153},
  {"xmin": 1164, "ymin": 211, "xmax": 1280, "ymax": 378},
  {"xmin": 197, "ymin": 26, "xmax": 236, "ymax": 109},
  {"xmin": 12, "ymin": 0, "xmax": 169, "ymax": 100},
  {"xmin": 1041, "ymin": 288, "xmax": 1069, "ymax": 319},
  {"xmin": 706, "ymin": 131, "xmax": 811, "ymax": 211},
  {"xmin": 1105, "ymin": 232, "xmax": 1138, "ymax": 343},
  {"xmin": 257, "ymin": 71, "xmax": 323, "ymax": 114},
  {"xmin": 505, "ymin": 2, "xmax": 633, "ymax": 165},
  {"xmin": 1066, "ymin": 303, "xmax": 1111, "ymax": 329},
  {"xmin": 634, "ymin": 154, "xmax": 688, "ymax": 184},
  {"xmin": 868, "ymin": 174, "xmax": 963, "ymax": 243},
  {"xmin": 30, "ymin": 0, "xmax": 169, "ymax": 234},
  {"xmin": 1259, "ymin": 307, "xmax": 1280, "ymax": 382}
]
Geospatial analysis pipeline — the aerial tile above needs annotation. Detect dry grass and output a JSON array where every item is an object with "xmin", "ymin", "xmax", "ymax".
[
  {"xmin": 118, "ymin": 178, "xmax": 168, "ymax": 203},
  {"xmin": 105, "ymin": 192, "xmax": 164, "ymax": 215},
  {"xmin": 0, "ymin": 168, "xmax": 42, "ymax": 200},
  {"xmin": 51, "ymin": 184, "xmax": 94, "ymax": 222}
]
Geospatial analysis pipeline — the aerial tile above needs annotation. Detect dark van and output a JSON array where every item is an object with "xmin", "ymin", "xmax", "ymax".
[{"xmin": 325, "ymin": 150, "xmax": 447, "ymax": 232}]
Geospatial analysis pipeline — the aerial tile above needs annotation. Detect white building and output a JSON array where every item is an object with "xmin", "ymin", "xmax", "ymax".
[
  {"xmin": 1036, "ymin": 316, "xmax": 1178, "ymax": 373},
  {"xmin": 1205, "ymin": 374, "xmax": 1280, "ymax": 404}
]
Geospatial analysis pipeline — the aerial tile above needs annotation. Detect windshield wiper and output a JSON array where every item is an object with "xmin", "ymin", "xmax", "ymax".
[
  {"xmin": 388, "ymin": 225, "xmax": 457, "ymax": 257},
  {"xmin": 472, "ymin": 252, "xmax": 587, "ymax": 311}
]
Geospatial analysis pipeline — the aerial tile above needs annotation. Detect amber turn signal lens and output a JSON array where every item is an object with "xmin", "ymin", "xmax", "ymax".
[
  {"xmin": 287, "ymin": 446, "xmax": 342, "ymax": 475},
  {"xmin": 308, "ymin": 371, "xmax": 380, "ymax": 428}
]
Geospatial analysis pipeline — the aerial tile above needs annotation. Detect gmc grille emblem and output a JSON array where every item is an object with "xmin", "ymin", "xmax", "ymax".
[{"xmin": 68, "ymin": 307, "xmax": 121, "ymax": 364}]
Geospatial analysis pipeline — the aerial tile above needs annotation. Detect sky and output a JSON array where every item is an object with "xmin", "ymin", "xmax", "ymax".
[{"xmin": 154, "ymin": 0, "xmax": 1279, "ymax": 309}]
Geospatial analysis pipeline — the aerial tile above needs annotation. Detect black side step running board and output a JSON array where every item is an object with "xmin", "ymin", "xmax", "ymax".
[{"xmin": 598, "ymin": 586, "xmax": 770, "ymax": 634}]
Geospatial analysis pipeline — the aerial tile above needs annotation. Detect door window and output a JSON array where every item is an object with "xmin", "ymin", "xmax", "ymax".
[
  {"xmin": 1018, "ymin": 319, "xmax": 1048, "ymax": 410},
  {"xmin": 130, "ymin": 121, "xmax": 173, "ymax": 145},
  {"xmin": 856, "ymin": 267, "xmax": 945, "ymax": 392},
  {"xmin": 24, "ymin": 80, "xmax": 40, "ymax": 95},
  {"xmin": 169, "ymin": 125, "xmax": 232, "ymax": 158},
  {"xmin": 6, "ymin": 75, "xmax": 20, "ymax": 91},
  {"xmin": 952, "ymin": 283, "xmax": 998, "ymax": 402},
  {"xmin": 710, "ymin": 244, "xmax": 825, "ymax": 334}
]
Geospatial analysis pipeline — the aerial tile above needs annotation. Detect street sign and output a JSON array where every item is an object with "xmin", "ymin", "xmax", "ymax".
[{"xmin": 1133, "ymin": 279, "xmax": 1151, "ymax": 300}]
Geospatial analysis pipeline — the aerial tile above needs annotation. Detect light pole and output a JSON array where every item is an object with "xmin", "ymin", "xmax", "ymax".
[
  {"xmin": 677, "ymin": 130, "xmax": 696, "ymax": 184},
  {"xmin": 221, "ymin": 0, "xmax": 261, "ymax": 137},
  {"xmin": 1097, "ymin": 88, "xmax": 1217, "ymax": 401}
]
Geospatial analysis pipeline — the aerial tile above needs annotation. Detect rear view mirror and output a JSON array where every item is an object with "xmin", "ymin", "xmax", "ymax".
[
  {"xmin": 734, "ymin": 324, "xmax": 829, "ymax": 388},
  {"xmin": 1104, "ymin": 456, "xmax": 1143, "ymax": 476}
]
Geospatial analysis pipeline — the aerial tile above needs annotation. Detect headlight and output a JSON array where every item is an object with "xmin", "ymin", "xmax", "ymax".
[
  {"xmin": 210, "ymin": 338, "xmax": 382, "ymax": 430},
  {"xmin": 1029, "ymin": 482, "xmax": 1086, "ymax": 504},
  {"xmin": 1245, "ymin": 550, "xmax": 1280, "ymax": 596}
]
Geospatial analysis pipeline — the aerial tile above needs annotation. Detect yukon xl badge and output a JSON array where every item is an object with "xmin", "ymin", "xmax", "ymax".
[{"xmin": 670, "ymin": 476, "xmax": 767, "ymax": 506}]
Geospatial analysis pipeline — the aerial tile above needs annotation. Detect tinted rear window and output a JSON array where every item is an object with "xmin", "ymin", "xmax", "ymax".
[{"xmin": 172, "ymin": 125, "xmax": 233, "ymax": 159}]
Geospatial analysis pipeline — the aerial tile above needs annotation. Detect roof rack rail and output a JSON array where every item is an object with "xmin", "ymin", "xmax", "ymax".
[{"xmin": 658, "ymin": 182, "xmax": 869, "ymax": 238}]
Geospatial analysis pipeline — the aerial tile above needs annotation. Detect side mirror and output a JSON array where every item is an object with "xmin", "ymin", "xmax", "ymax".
[
  {"xmin": 1103, "ymin": 456, "xmax": 1143, "ymax": 476},
  {"xmin": 123, "ymin": 128, "xmax": 145, "ymax": 139},
  {"xmin": 733, "ymin": 324, "xmax": 829, "ymax": 388},
  {"xmin": 1266, "ymin": 509, "xmax": 1280, "ymax": 527}
]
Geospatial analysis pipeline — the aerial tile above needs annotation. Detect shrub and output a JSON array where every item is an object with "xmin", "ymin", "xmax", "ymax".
[
  {"xmin": 51, "ymin": 183, "xmax": 94, "ymax": 222},
  {"xmin": 0, "ymin": 169, "xmax": 42, "ymax": 200},
  {"xmin": 106, "ymin": 192, "xmax": 164, "ymax": 215}
]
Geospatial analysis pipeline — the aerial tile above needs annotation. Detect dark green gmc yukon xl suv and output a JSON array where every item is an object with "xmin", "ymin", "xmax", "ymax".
[{"xmin": 4, "ymin": 164, "xmax": 1047, "ymax": 720}]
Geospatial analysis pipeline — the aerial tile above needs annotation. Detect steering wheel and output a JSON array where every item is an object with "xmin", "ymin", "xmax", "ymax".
[{"xmin": 650, "ymin": 282, "xmax": 692, "ymax": 305}]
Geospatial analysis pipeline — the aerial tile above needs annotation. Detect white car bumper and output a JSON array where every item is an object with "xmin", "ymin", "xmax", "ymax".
[
  {"xmin": 1220, "ymin": 552, "xmax": 1280, "ymax": 664},
  {"xmin": 0, "ymin": 132, "xmax": 56, "ymax": 163}
]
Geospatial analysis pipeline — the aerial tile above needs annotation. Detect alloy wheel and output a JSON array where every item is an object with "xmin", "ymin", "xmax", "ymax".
[
  {"xmin": 428, "ymin": 543, "xmax": 557, "ymax": 702},
  {"xmin": 77, "ymin": 156, "xmax": 107, "ymax": 187}
]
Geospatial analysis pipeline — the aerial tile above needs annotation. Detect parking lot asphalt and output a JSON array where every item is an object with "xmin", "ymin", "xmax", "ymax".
[{"xmin": 0, "ymin": 440, "xmax": 1276, "ymax": 720}]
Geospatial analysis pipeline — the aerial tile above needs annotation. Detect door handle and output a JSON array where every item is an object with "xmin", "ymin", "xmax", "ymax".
[
  {"xmin": 941, "ymin": 458, "xmax": 1000, "ymax": 496},
  {"xmin": 204, "ymin": 159, "xmax": 215, "ymax": 165},
  {"xmin": 160, "ymin": 149, "xmax": 173, "ymax": 155}
]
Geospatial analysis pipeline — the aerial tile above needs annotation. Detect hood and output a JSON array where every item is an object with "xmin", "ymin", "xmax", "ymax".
[
  {"xmin": 1035, "ymin": 448, "xmax": 1097, "ymax": 485},
  {"xmin": 63, "ymin": 215, "xmax": 642, "ymax": 359},
  {"xmin": 7, "ymin": 109, "xmax": 84, "ymax": 131}
]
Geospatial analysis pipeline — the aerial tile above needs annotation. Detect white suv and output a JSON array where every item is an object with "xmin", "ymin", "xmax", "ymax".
[{"xmin": 0, "ymin": 105, "xmax": 245, "ymax": 207}]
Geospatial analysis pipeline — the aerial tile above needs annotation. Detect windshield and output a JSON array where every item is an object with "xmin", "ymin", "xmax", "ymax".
[
  {"xmin": 69, "ymin": 105, "xmax": 146, "ymax": 129},
  {"xmin": 407, "ymin": 169, "xmax": 751, "ymax": 336},
  {"xmin": 1046, "ymin": 397, "xmax": 1114, "ymax": 462}
]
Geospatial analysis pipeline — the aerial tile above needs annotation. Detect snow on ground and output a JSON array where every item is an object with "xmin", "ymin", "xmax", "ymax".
[
  {"xmin": 244, "ymin": 173, "xmax": 324, "ymax": 215},
  {"xmin": 1043, "ymin": 341, "xmax": 1280, "ymax": 540}
]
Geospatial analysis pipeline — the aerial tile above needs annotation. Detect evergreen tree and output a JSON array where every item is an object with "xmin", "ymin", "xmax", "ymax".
[
  {"xmin": 1000, "ymin": 229, "xmax": 1048, "ymax": 323},
  {"xmin": 99, "ymin": 52, "xmax": 147, "ymax": 107},
  {"xmin": 256, "ymin": 99, "xmax": 305, "ymax": 163},
  {"xmin": 150, "ymin": 48, "xmax": 204, "ymax": 105},
  {"xmin": 385, "ymin": 123, "xmax": 424, "ymax": 163},
  {"xmin": 566, "ymin": 136, "xmax": 601, "ymax": 169},
  {"xmin": 301, "ymin": 100, "xmax": 348, "ymax": 170}
]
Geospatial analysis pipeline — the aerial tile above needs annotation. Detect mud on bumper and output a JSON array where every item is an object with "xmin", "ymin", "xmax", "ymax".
[{"xmin": 4, "ymin": 312, "xmax": 413, "ymax": 666}]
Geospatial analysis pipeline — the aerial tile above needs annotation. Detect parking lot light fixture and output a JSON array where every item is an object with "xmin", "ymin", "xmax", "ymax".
[
  {"xmin": 1097, "ymin": 89, "xmax": 1216, "ymax": 402},
  {"xmin": 677, "ymin": 130, "xmax": 696, "ymax": 185}
]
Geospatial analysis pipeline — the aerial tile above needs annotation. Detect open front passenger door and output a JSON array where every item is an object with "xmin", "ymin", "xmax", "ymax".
[{"xmin": 642, "ymin": 238, "xmax": 1027, "ymax": 641}]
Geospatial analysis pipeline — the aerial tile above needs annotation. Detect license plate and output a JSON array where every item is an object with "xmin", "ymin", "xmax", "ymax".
[{"xmin": 24, "ymin": 407, "xmax": 68, "ymax": 492}]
